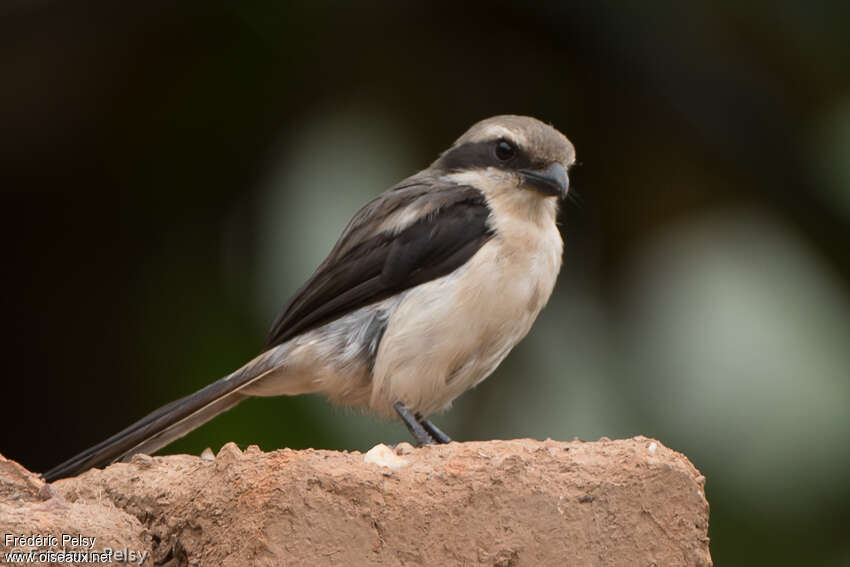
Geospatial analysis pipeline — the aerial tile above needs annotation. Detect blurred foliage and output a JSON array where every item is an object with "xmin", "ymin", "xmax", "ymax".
[{"xmin": 2, "ymin": 1, "xmax": 849, "ymax": 565}]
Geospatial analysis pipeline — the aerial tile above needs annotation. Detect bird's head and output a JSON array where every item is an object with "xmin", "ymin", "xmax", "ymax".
[{"xmin": 433, "ymin": 115, "xmax": 576, "ymax": 201}]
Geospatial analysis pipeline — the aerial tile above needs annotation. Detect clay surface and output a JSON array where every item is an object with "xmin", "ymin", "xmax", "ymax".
[{"xmin": 1, "ymin": 438, "xmax": 711, "ymax": 566}]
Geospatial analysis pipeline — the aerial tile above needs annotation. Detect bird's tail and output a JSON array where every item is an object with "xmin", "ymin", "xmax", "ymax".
[{"xmin": 42, "ymin": 352, "xmax": 280, "ymax": 482}]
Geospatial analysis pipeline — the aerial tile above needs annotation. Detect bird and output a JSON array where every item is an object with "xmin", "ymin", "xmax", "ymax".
[{"xmin": 42, "ymin": 115, "xmax": 576, "ymax": 482}]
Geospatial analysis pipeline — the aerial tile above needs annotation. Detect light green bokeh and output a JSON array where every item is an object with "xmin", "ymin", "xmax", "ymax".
[{"xmin": 623, "ymin": 210, "xmax": 850, "ymax": 515}]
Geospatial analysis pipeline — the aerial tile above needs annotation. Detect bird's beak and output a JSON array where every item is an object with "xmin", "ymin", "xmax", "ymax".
[{"xmin": 519, "ymin": 163, "xmax": 569, "ymax": 198}]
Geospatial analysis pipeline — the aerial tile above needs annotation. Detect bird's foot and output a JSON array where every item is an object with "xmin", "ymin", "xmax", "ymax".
[
  {"xmin": 416, "ymin": 413, "xmax": 452, "ymax": 444},
  {"xmin": 393, "ymin": 402, "xmax": 452, "ymax": 446}
]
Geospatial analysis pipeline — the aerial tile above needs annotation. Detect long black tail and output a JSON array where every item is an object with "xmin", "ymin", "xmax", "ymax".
[{"xmin": 42, "ymin": 355, "xmax": 276, "ymax": 482}]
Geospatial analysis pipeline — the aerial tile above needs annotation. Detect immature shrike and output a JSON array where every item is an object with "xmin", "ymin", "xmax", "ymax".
[{"xmin": 43, "ymin": 115, "xmax": 576, "ymax": 482}]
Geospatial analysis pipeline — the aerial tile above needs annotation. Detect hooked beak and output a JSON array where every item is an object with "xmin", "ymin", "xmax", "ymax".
[{"xmin": 519, "ymin": 163, "xmax": 568, "ymax": 198}]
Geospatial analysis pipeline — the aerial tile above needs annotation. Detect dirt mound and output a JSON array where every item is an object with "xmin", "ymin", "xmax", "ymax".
[{"xmin": 1, "ymin": 437, "xmax": 711, "ymax": 566}]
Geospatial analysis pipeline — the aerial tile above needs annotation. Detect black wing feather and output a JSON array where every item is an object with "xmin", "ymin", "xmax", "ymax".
[
  {"xmin": 264, "ymin": 184, "xmax": 493, "ymax": 350},
  {"xmin": 42, "ymin": 182, "xmax": 494, "ymax": 482}
]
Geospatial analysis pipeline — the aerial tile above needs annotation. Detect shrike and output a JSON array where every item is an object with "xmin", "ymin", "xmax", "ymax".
[{"xmin": 43, "ymin": 115, "xmax": 576, "ymax": 482}]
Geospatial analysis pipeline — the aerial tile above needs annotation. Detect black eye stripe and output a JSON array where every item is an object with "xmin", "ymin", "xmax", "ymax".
[{"xmin": 436, "ymin": 139, "xmax": 534, "ymax": 172}]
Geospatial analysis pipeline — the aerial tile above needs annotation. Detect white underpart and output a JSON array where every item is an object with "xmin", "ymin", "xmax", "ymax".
[
  {"xmin": 370, "ymin": 169, "xmax": 562, "ymax": 417},
  {"xmin": 239, "ymin": 294, "xmax": 405, "ymax": 409},
  {"xmin": 241, "ymin": 168, "xmax": 563, "ymax": 419}
]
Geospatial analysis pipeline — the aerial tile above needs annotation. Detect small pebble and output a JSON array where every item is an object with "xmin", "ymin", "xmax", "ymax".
[
  {"xmin": 365, "ymin": 444, "xmax": 409, "ymax": 470},
  {"xmin": 217, "ymin": 442, "xmax": 243, "ymax": 461}
]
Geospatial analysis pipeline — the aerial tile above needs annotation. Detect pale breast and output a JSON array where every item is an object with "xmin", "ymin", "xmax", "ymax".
[{"xmin": 368, "ymin": 208, "xmax": 563, "ymax": 418}]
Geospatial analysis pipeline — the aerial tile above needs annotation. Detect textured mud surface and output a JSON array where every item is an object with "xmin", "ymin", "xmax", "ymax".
[{"xmin": 1, "ymin": 438, "xmax": 711, "ymax": 566}]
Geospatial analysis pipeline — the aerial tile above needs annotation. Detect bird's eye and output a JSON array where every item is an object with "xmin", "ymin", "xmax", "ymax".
[{"xmin": 494, "ymin": 139, "xmax": 517, "ymax": 161}]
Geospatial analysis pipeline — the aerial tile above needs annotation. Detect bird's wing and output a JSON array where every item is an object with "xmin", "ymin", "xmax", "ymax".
[
  {"xmin": 42, "ymin": 179, "xmax": 494, "ymax": 482},
  {"xmin": 264, "ymin": 180, "xmax": 493, "ymax": 350}
]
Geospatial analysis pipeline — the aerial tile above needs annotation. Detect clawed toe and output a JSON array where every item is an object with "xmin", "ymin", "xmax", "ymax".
[{"xmin": 393, "ymin": 402, "xmax": 452, "ymax": 446}]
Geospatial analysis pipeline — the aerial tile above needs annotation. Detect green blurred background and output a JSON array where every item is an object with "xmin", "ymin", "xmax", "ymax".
[{"xmin": 3, "ymin": 1, "xmax": 849, "ymax": 564}]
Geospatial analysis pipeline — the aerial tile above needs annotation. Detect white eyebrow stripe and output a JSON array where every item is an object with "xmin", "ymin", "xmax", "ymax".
[
  {"xmin": 481, "ymin": 125, "xmax": 514, "ymax": 139},
  {"xmin": 465, "ymin": 125, "xmax": 528, "ymax": 147}
]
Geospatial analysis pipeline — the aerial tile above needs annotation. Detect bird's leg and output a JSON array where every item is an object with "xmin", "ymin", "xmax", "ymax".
[
  {"xmin": 415, "ymin": 412, "xmax": 452, "ymax": 444},
  {"xmin": 393, "ymin": 402, "xmax": 436, "ymax": 446}
]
